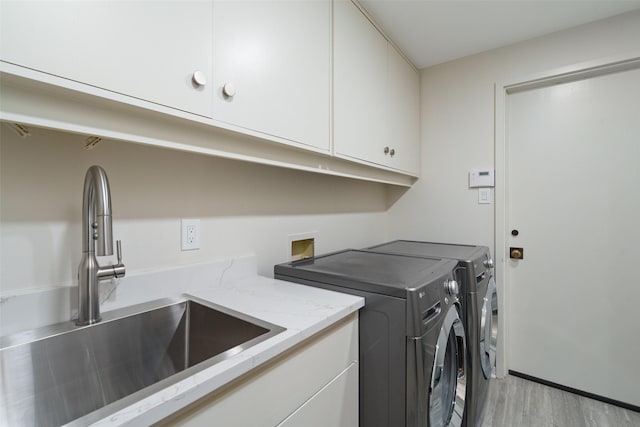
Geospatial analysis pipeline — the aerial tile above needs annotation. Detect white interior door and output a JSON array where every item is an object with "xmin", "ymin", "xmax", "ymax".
[{"xmin": 506, "ymin": 66, "xmax": 640, "ymax": 407}]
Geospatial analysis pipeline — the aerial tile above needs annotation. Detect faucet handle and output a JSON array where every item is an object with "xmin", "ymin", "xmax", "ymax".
[
  {"xmin": 112, "ymin": 240, "xmax": 126, "ymax": 279},
  {"xmin": 116, "ymin": 240, "xmax": 123, "ymax": 264}
]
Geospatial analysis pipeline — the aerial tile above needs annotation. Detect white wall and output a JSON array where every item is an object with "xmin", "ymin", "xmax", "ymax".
[
  {"xmin": 387, "ymin": 10, "xmax": 640, "ymax": 255},
  {"xmin": 0, "ymin": 126, "xmax": 389, "ymax": 294},
  {"xmin": 3, "ymin": 9, "xmax": 640, "ymax": 298}
]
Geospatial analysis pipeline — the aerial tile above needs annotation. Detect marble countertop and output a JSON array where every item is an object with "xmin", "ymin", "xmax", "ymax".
[
  {"xmin": 0, "ymin": 255, "xmax": 363, "ymax": 426},
  {"xmin": 91, "ymin": 259, "xmax": 363, "ymax": 426}
]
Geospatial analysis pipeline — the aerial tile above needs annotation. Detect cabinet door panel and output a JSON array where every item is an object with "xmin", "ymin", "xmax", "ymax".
[
  {"xmin": 278, "ymin": 363, "xmax": 358, "ymax": 427},
  {"xmin": 0, "ymin": 1, "xmax": 213, "ymax": 117},
  {"xmin": 387, "ymin": 45, "xmax": 420, "ymax": 175},
  {"xmin": 333, "ymin": 0, "xmax": 387, "ymax": 164},
  {"xmin": 212, "ymin": 1, "xmax": 330, "ymax": 151},
  {"xmin": 334, "ymin": 0, "xmax": 419, "ymax": 175}
]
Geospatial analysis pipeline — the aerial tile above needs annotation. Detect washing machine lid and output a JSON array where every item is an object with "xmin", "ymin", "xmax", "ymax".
[
  {"xmin": 368, "ymin": 240, "xmax": 487, "ymax": 262},
  {"xmin": 274, "ymin": 249, "xmax": 456, "ymax": 299}
]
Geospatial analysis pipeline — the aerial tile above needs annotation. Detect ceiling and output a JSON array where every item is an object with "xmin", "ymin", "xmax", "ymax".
[{"xmin": 358, "ymin": 0, "xmax": 640, "ymax": 69}]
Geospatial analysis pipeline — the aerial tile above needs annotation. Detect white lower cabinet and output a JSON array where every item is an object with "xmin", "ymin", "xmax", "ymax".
[
  {"xmin": 157, "ymin": 313, "xmax": 358, "ymax": 426},
  {"xmin": 278, "ymin": 364, "xmax": 358, "ymax": 427}
]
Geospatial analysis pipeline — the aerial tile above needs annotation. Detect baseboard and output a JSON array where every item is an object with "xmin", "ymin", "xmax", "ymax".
[{"xmin": 508, "ymin": 370, "xmax": 640, "ymax": 413}]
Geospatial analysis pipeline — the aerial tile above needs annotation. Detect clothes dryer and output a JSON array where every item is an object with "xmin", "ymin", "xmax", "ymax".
[
  {"xmin": 275, "ymin": 250, "xmax": 467, "ymax": 427},
  {"xmin": 366, "ymin": 241, "xmax": 498, "ymax": 427}
]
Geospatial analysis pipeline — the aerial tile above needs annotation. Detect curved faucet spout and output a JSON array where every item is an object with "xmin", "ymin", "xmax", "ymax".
[
  {"xmin": 77, "ymin": 165, "xmax": 125, "ymax": 326},
  {"xmin": 82, "ymin": 165, "xmax": 113, "ymax": 256}
]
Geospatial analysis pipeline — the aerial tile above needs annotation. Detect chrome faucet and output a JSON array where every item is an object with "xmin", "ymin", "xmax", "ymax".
[{"xmin": 77, "ymin": 165, "xmax": 125, "ymax": 326}]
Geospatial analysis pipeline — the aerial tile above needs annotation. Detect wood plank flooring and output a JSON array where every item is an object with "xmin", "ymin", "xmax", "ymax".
[{"xmin": 482, "ymin": 375, "xmax": 640, "ymax": 427}]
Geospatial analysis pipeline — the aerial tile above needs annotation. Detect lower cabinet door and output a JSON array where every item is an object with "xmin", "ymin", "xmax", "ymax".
[{"xmin": 278, "ymin": 363, "xmax": 358, "ymax": 427}]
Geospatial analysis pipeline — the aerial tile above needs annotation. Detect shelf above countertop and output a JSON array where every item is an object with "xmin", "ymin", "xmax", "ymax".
[{"xmin": 0, "ymin": 63, "xmax": 417, "ymax": 187}]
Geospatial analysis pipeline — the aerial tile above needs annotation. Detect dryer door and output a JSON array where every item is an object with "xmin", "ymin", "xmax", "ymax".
[
  {"xmin": 480, "ymin": 276, "xmax": 498, "ymax": 379},
  {"xmin": 428, "ymin": 305, "xmax": 466, "ymax": 427}
]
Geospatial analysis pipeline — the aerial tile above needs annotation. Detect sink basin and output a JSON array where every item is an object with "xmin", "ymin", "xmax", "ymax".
[{"xmin": 0, "ymin": 297, "xmax": 285, "ymax": 426}]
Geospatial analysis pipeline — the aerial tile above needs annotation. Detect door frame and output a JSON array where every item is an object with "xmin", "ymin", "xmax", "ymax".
[{"xmin": 493, "ymin": 50, "xmax": 640, "ymax": 377}]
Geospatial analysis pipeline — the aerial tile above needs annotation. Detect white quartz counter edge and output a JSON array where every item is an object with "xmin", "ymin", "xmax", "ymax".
[{"xmin": 90, "ymin": 275, "xmax": 364, "ymax": 426}]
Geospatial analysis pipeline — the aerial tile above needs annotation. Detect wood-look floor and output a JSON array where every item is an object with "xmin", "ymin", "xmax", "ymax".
[{"xmin": 482, "ymin": 375, "xmax": 640, "ymax": 427}]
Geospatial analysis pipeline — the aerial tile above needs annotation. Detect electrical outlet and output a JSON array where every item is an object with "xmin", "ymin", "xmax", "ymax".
[{"xmin": 181, "ymin": 219, "xmax": 200, "ymax": 251}]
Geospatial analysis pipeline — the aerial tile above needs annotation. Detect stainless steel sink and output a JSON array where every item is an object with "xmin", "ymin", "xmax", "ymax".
[{"xmin": 0, "ymin": 297, "xmax": 285, "ymax": 426}]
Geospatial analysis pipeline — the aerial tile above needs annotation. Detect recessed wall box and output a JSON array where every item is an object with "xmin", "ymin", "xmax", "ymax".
[
  {"xmin": 287, "ymin": 232, "xmax": 317, "ymax": 261},
  {"xmin": 469, "ymin": 168, "xmax": 495, "ymax": 188},
  {"xmin": 291, "ymin": 238, "xmax": 315, "ymax": 261}
]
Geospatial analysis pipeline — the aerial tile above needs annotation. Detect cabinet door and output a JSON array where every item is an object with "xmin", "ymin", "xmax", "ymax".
[
  {"xmin": 386, "ymin": 45, "xmax": 420, "ymax": 175},
  {"xmin": 0, "ymin": 1, "xmax": 213, "ymax": 117},
  {"xmin": 278, "ymin": 363, "xmax": 358, "ymax": 427},
  {"xmin": 333, "ymin": 0, "xmax": 419, "ymax": 175},
  {"xmin": 212, "ymin": 1, "xmax": 330, "ymax": 152},
  {"xmin": 333, "ymin": 0, "xmax": 388, "ymax": 165}
]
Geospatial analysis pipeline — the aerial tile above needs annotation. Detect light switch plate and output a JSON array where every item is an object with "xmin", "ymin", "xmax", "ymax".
[{"xmin": 478, "ymin": 188, "xmax": 493, "ymax": 204}]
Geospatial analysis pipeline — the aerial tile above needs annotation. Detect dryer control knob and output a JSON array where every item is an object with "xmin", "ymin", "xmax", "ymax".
[
  {"xmin": 484, "ymin": 258, "xmax": 495, "ymax": 269},
  {"xmin": 444, "ymin": 279, "xmax": 459, "ymax": 296}
]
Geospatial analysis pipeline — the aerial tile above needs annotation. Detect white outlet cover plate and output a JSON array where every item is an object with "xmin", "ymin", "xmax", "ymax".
[{"xmin": 181, "ymin": 219, "xmax": 201, "ymax": 251}]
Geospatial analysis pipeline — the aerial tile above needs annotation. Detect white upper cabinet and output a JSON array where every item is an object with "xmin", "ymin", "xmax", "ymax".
[
  {"xmin": 333, "ymin": 0, "xmax": 420, "ymax": 176},
  {"xmin": 386, "ymin": 43, "xmax": 420, "ymax": 174},
  {"xmin": 1, "ymin": 0, "xmax": 418, "ymax": 182},
  {"xmin": 211, "ymin": 1, "xmax": 331, "ymax": 152},
  {"xmin": 333, "ymin": 0, "xmax": 388, "ymax": 166},
  {"xmin": 0, "ymin": 1, "xmax": 213, "ymax": 117}
]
